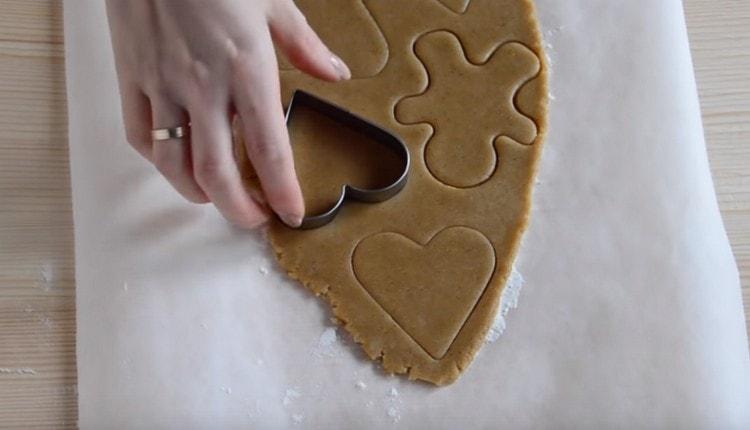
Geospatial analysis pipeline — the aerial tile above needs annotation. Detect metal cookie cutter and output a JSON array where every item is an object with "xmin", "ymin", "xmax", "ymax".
[{"xmin": 285, "ymin": 90, "xmax": 410, "ymax": 230}]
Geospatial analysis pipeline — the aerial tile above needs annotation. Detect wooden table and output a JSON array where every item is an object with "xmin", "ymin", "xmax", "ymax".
[{"xmin": 0, "ymin": 0, "xmax": 747, "ymax": 427}]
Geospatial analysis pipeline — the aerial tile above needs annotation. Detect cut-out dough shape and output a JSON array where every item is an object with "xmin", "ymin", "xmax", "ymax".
[
  {"xmin": 353, "ymin": 227, "xmax": 494, "ymax": 359},
  {"xmin": 277, "ymin": 0, "xmax": 389, "ymax": 78},
  {"xmin": 396, "ymin": 31, "xmax": 540, "ymax": 188},
  {"xmin": 436, "ymin": 0, "xmax": 471, "ymax": 14},
  {"xmin": 260, "ymin": 0, "xmax": 548, "ymax": 385}
]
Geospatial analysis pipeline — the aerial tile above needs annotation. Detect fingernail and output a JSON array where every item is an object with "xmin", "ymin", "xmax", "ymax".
[
  {"xmin": 280, "ymin": 213, "xmax": 303, "ymax": 228},
  {"xmin": 330, "ymin": 53, "xmax": 351, "ymax": 80}
]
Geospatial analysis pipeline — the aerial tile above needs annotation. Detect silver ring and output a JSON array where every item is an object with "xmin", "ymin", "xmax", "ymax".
[{"xmin": 151, "ymin": 125, "xmax": 188, "ymax": 141}]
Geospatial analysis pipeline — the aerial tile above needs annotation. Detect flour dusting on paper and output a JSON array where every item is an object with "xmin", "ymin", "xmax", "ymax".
[
  {"xmin": 387, "ymin": 406, "xmax": 401, "ymax": 423},
  {"xmin": 384, "ymin": 386, "xmax": 403, "ymax": 423},
  {"xmin": 245, "ymin": 398, "xmax": 262, "ymax": 420},
  {"xmin": 283, "ymin": 387, "xmax": 301, "ymax": 406},
  {"xmin": 485, "ymin": 266, "xmax": 525, "ymax": 343},
  {"xmin": 312, "ymin": 327, "xmax": 340, "ymax": 357}
]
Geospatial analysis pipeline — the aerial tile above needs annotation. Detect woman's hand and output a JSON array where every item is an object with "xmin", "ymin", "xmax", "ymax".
[{"xmin": 105, "ymin": 0, "xmax": 351, "ymax": 228}]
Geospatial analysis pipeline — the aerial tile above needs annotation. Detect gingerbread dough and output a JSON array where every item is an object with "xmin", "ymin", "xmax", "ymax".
[
  {"xmin": 396, "ymin": 32, "xmax": 539, "ymax": 187},
  {"xmin": 276, "ymin": 0, "xmax": 388, "ymax": 78},
  {"xmin": 258, "ymin": 0, "xmax": 547, "ymax": 385}
]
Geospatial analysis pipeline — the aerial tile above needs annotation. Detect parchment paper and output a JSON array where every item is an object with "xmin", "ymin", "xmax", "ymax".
[{"xmin": 65, "ymin": 0, "xmax": 750, "ymax": 428}]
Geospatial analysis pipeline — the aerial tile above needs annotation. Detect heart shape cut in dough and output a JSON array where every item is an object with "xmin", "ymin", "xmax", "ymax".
[
  {"xmin": 352, "ymin": 226, "xmax": 495, "ymax": 359},
  {"xmin": 286, "ymin": 91, "xmax": 410, "ymax": 229}
]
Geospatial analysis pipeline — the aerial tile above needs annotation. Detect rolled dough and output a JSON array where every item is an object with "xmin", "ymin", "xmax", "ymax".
[{"xmin": 264, "ymin": 0, "xmax": 547, "ymax": 385}]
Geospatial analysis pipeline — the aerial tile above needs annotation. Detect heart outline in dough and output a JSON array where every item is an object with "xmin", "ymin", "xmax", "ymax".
[{"xmin": 351, "ymin": 226, "xmax": 496, "ymax": 359}]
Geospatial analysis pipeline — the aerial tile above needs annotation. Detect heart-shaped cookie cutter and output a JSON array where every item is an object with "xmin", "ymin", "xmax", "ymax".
[{"xmin": 286, "ymin": 90, "xmax": 410, "ymax": 229}]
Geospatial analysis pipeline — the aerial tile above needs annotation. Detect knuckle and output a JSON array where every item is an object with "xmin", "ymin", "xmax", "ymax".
[
  {"xmin": 245, "ymin": 138, "xmax": 285, "ymax": 165},
  {"xmin": 193, "ymin": 157, "xmax": 228, "ymax": 189},
  {"xmin": 184, "ymin": 59, "xmax": 218, "ymax": 95},
  {"xmin": 187, "ymin": 59, "xmax": 211, "ymax": 84},
  {"xmin": 231, "ymin": 51, "xmax": 263, "ymax": 81},
  {"xmin": 144, "ymin": 57, "xmax": 217, "ymax": 103}
]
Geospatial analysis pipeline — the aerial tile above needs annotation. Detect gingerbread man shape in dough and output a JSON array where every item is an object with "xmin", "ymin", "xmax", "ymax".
[{"xmin": 396, "ymin": 31, "xmax": 540, "ymax": 188}]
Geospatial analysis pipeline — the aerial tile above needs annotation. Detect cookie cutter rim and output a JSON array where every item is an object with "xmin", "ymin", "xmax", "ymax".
[{"xmin": 285, "ymin": 89, "xmax": 410, "ymax": 230}]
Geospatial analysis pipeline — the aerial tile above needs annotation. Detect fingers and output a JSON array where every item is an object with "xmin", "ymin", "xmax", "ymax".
[
  {"xmin": 118, "ymin": 83, "xmax": 154, "ymax": 161},
  {"xmin": 268, "ymin": 0, "xmax": 351, "ymax": 82},
  {"xmin": 233, "ymin": 31, "xmax": 305, "ymax": 228},
  {"xmin": 189, "ymin": 101, "xmax": 270, "ymax": 229},
  {"xmin": 150, "ymin": 97, "xmax": 209, "ymax": 203}
]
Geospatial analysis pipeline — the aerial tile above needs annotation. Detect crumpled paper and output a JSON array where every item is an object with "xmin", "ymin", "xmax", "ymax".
[{"xmin": 65, "ymin": 0, "xmax": 750, "ymax": 428}]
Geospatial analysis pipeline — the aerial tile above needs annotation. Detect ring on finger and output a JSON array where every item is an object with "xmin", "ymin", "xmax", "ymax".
[{"xmin": 151, "ymin": 124, "xmax": 190, "ymax": 141}]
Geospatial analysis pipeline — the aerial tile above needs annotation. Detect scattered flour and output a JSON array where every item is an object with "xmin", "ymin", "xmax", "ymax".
[
  {"xmin": 312, "ymin": 327, "xmax": 339, "ymax": 357},
  {"xmin": 355, "ymin": 380, "xmax": 367, "ymax": 390},
  {"xmin": 221, "ymin": 386, "xmax": 232, "ymax": 395},
  {"xmin": 291, "ymin": 413, "xmax": 304, "ymax": 425},
  {"xmin": 319, "ymin": 327, "xmax": 337, "ymax": 347},
  {"xmin": 0, "ymin": 367, "xmax": 36, "ymax": 375},
  {"xmin": 542, "ymin": 25, "xmax": 563, "ymax": 71},
  {"xmin": 387, "ymin": 406, "xmax": 401, "ymax": 423},
  {"xmin": 485, "ymin": 266, "xmax": 525, "ymax": 343},
  {"xmin": 122, "ymin": 282, "xmax": 129, "ymax": 292},
  {"xmin": 258, "ymin": 266, "xmax": 269, "ymax": 276},
  {"xmin": 283, "ymin": 388, "xmax": 301, "ymax": 406},
  {"xmin": 384, "ymin": 386, "xmax": 403, "ymax": 422},
  {"xmin": 246, "ymin": 399, "xmax": 262, "ymax": 419}
]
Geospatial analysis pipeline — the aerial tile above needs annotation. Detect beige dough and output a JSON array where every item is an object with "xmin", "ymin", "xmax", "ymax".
[
  {"xmin": 276, "ymin": 0, "xmax": 388, "ymax": 78},
  {"xmin": 245, "ymin": 0, "xmax": 548, "ymax": 385}
]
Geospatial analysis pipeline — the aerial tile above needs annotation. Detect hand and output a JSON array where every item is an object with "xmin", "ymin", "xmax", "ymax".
[{"xmin": 105, "ymin": 0, "xmax": 351, "ymax": 228}]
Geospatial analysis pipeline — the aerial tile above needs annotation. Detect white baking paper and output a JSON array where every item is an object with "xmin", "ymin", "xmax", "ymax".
[{"xmin": 65, "ymin": 0, "xmax": 750, "ymax": 428}]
